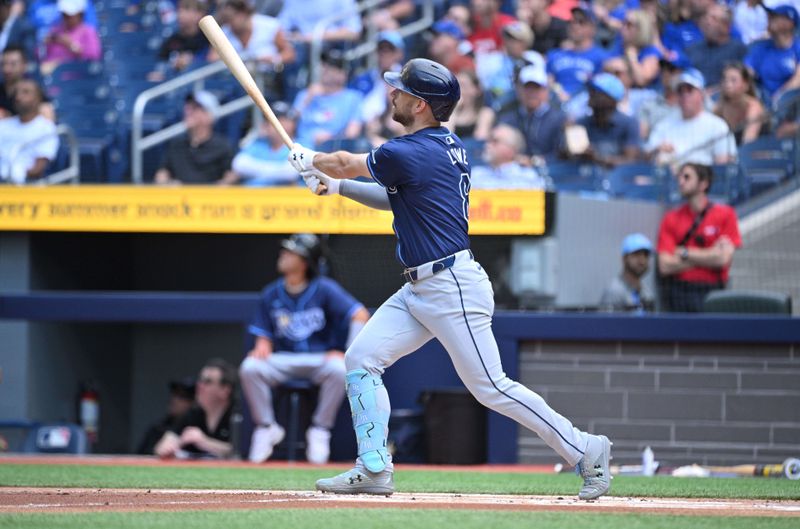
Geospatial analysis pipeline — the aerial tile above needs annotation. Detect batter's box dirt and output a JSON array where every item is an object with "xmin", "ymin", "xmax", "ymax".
[{"xmin": 1, "ymin": 488, "xmax": 799, "ymax": 517}]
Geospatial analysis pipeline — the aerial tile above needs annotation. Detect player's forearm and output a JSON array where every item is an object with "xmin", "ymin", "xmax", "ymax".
[
  {"xmin": 314, "ymin": 151, "xmax": 367, "ymax": 180},
  {"xmin": 340, "ymin": 179, "xmax": 392, "ymax": 210}
]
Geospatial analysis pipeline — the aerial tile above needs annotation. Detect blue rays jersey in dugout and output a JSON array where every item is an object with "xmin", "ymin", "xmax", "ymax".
[
  {"xmin": 249, "ymin": 277, "xmax": 364, "ymax": 352},
  {"xmin": 365, "ymin": 126, "xmax": 471, "ymax": 267}
]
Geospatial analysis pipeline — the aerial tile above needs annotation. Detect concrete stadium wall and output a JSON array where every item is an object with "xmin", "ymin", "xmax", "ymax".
[{"xmin": 517, "ymin": 341, "xmax": 800, "ymax": 467}]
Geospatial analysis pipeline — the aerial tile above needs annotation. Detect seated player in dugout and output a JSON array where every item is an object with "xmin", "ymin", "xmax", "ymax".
[
  {"xmin": 239, "ymin": 234, "xmax": 370, "ymax": 465},
  {"xmin": 154, "ymin": 358, "xmax": 237, "ymax": 459}
]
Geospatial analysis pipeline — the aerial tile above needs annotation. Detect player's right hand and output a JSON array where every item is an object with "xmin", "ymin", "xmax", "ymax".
[
  {"xmin": 289, "ymin": 143, "xmax": 318, "ymax": 172},
  {"xmin": 301, "ymin": 168, "xmax": 340, "ymax": 196}
]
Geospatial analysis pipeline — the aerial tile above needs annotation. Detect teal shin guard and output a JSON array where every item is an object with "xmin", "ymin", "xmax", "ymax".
[{"xmin": 346, "ymin": 369, "xmax": 390, "ymax": 473}]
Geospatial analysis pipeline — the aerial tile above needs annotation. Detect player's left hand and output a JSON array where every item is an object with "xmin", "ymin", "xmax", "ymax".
[
  {"xmin": 301, "ymin": 168, "xmax": 339, "ymax": 196},
  {"xmin": 289, "ymin": 143, "xmax": 318, "ymax": 172}
]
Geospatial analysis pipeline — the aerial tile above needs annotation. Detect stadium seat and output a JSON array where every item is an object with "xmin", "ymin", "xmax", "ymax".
[
  {"xmin": 738, "ymin": 137, "xmax": 794, "ymax": 196},
  {"xmin": 603, "ymin": 162, "xmax": 666, "ymax": 202},
  {"xmin": 703, "ymin": 289, "xmax": 792, "ymax": 314},
  {"xmin": 709, "ymin": 164, "xmax": 744, "ymax": 204},
  {"xmin": 21, "ymin": 423, "xmax": 88, "ymax": 454},
  {"xmin": 544, "ymin": 160, "xmax": 605, "ymax": 194}
]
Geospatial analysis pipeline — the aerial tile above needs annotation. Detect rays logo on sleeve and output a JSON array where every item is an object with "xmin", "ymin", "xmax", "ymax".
[{"xmin": 271, "ymin": 307, "xmax": 326, "ymax": 341}]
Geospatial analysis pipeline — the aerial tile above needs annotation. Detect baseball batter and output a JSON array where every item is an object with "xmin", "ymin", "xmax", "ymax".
[
  {"xmin": 239, "ymin": 234, "xmax": 370, "ymax": 465},
  {"xmin": 288, "ymin": 59, "xmax": 612, "ymax": 500}
]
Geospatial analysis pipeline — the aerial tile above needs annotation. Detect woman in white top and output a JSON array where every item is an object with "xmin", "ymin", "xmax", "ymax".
[{"xmin": 211, "ymin": 0, "xmax": 295, "ymax": 70}]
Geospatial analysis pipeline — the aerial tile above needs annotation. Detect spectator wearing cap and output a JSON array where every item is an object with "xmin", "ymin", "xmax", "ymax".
[
  {"xmin": 155, "ymin": 91, "xmax": 237, "ymax": 185},
  {"xmin": 569, "ymin": 72, "xmax": 642, "ymax": 167},
  {"xmin": 426, "ymin": 19, "xmax": 476, "ymax": 75},
  {"xmin": 350, "ymin": 31, "xmax": 404, "ymax": 97},
  {"xmin": 28, "ymin": 0, "xmax": 98, "ymax": 47},
  {"xmin": 471, "ymin": 123, "xmax": 547, "ymax": 189},
  {"xmin": 497, "ymin": 64, "xmax": 567, "ymax": 159},
  {"xmin": 212, "ymin": 0, "xmax": 295, "ymax": 73},
  {"xmin": 547, "ymin": 4, "xmax": 609, "ymax": 101},
  {"xmin": 0, "ymin": 77, "xmax": 58, "ymax": 183},
  {"xmin": 153, "ymin": 0, "xmax": 211, "ymax": 80},
  {"xmin": 608, "ymin": 9, "xmax": 662, "ymax": 89},
  {"xmin": 599, "ymin": 233, "xmax": 656, "ymax": 312},
  {"xmin": 639, "ymin": 53, "xmax": 689, "ymax": 139},
  {"xmin": 468, "ymin": 0, "xmax": 518, "ymax": 56},
  {"xmin": 745, "ymin": 4, "xmax": 800, "ymax": 103},
  {"xmin": 232, "ymin": 102, "xmax": 300, "ymax": 186},
  {"xmin": 646, "ymin": 68, "xmax": 737, "ymax": 166},
  {"xmin": 233, "ymin": 101, "xmax": 298, "ymax": 187},
  {"xmin": 0, "ymin": 1, "xmax": 35, "ymax": 58},
  {"xmin": 137, "ymin": 377, "xmax": 196, "ymax": 455},
  {"xmin": 477, "ymin": 20, "xmax": 545, "ymax": 110},
  {"xmin": 517, "ymin": 0, "xmax": 569, "ymax": 57},
  {"xmin": 686, "ymin": 3, "xmax": 747, "ymax": 90},
  {"xmin": 41, "ymin": 0, "xmax": 101, "ymax": 75},
  {"xmin": 292, "ymin": 49, "xmax": 363, "ymax": 148}
]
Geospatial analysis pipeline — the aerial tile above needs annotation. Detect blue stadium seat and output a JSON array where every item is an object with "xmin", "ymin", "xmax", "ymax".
[
  {"xmin": 738, "ymin": 137, "xmax": 794, "ymax": 196},
  {"xmin": 544, "ymin": 160, "xmax": 605, "ymax": 194},
  {"xmin": 603, "ymin": 162, "xmax": 666, "ymax": 202},
  {"xmin": 709, "ymin": 164, "xmax": 745, "ymax": 204}
]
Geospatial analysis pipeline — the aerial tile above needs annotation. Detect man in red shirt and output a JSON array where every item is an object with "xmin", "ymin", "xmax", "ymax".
[
  {"xmin": 469, "ymin": 0, "xmax": 517, "ymax": 55},
  {"xmin": 657, "ymin": 163, "xmax": 741, "ymax": 312}
]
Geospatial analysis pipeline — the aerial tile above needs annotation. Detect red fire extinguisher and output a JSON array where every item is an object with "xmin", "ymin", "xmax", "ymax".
[{"xmin": 79, "ymin": 383, "xmax": 100, "ymax": 444}]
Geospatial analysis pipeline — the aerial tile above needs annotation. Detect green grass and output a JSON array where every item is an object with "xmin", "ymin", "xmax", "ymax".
[
  {"xmin": 1, "ymin": 510, "xmax": 798, "ymax": 529},
  {"xmin": 1, "ymin": 464, "xmax": 799, "ymax": 500}
]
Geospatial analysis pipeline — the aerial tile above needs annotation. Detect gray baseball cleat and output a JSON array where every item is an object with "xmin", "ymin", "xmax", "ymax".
[
  {"xmin": 316, "ymin": 461, "xmax": 395, "ymax": 496},
  {"xmin": 577, "ymin": 434, "xmax": 612, "ymax": 500}
]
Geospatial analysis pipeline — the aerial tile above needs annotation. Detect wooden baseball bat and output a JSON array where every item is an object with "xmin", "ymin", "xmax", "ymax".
[{"xmin": 198, "ymin": 15, "xmax": 294, "ymax": 149}]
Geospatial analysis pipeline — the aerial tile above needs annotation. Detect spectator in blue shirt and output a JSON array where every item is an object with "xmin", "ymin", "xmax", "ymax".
[
  {"xmin": 292, "ymin": 48, "xmax": 363, "ymax": 148},
  {"xmin": 569, "ymin": 72, "xmax": 642, "ymax": 168},
  {"xmin": 685, "ymin": 3, "xmax": 747, "ymax": 90},
  {"xmin": 497, "ymin": 64, "xmax": 567, "ymax": 160},
  {"xmin": 231, "ymin": 101, "xmax": 300, "ymax": 186},
  {"xmin": 745, "ymin": 4, "xmax": 800, "ymax": 103},
  {"xmin": 349, "ymin": 30, "xmax": 404, "ymax": 96},
  {"xmin": 608, "ymin": 9, "xmax": 662, "ymax": 89},
  {"xmin": 547, "ymin": 4, "xmax": 609, "ymax": 102}
]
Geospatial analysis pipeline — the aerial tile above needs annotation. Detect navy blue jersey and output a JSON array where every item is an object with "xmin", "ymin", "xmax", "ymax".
[
  {"xmin": 249, "ymin": 276, "xmax": 363, "ymax": 352},
  {"xmin": 366, "ymin": 126, "xmax": 471, "ymax": 267}
]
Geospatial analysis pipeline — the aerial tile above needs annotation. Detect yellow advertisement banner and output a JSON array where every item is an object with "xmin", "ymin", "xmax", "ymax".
[{"xmin": 0, "ymin": 186, "xmax": 546, "ymax": 235}]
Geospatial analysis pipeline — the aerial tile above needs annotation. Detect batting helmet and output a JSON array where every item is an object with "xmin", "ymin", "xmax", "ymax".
[
  {"xmin": 383, "ymin": 58, "xmax": 461, "ymax": 122},
  {"xmin": 281, "ymin": 233, "xmax": 323, "ymax": 277}
]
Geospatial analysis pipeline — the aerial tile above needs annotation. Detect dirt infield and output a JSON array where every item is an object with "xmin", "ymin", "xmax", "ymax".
[{"xmin": 1, "ymin": 487, "xmax": 799, "ymax": 517}]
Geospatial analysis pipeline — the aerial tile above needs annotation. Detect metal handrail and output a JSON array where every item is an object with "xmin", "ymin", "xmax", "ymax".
[
  {"xmin": 43, "ymin": 124, "xmax": 81, "ymax": 185},
  {"xmin": 309, "ymin": 0, "xmax": 435, "ymax": 84},
  {"xmin": 130, "ymin": 61, "xmax": 262, "ymax": 183}
]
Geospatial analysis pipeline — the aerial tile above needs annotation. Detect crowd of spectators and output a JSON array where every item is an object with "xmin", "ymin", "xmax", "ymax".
[{"xmin": 0, "ymin": 0, "xmax": 798, "ymax": 190}]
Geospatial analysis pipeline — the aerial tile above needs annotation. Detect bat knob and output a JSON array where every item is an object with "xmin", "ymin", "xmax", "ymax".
[{"xmin": 784, "ymin": 458, "xmax": 800, "ymax": 480}]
